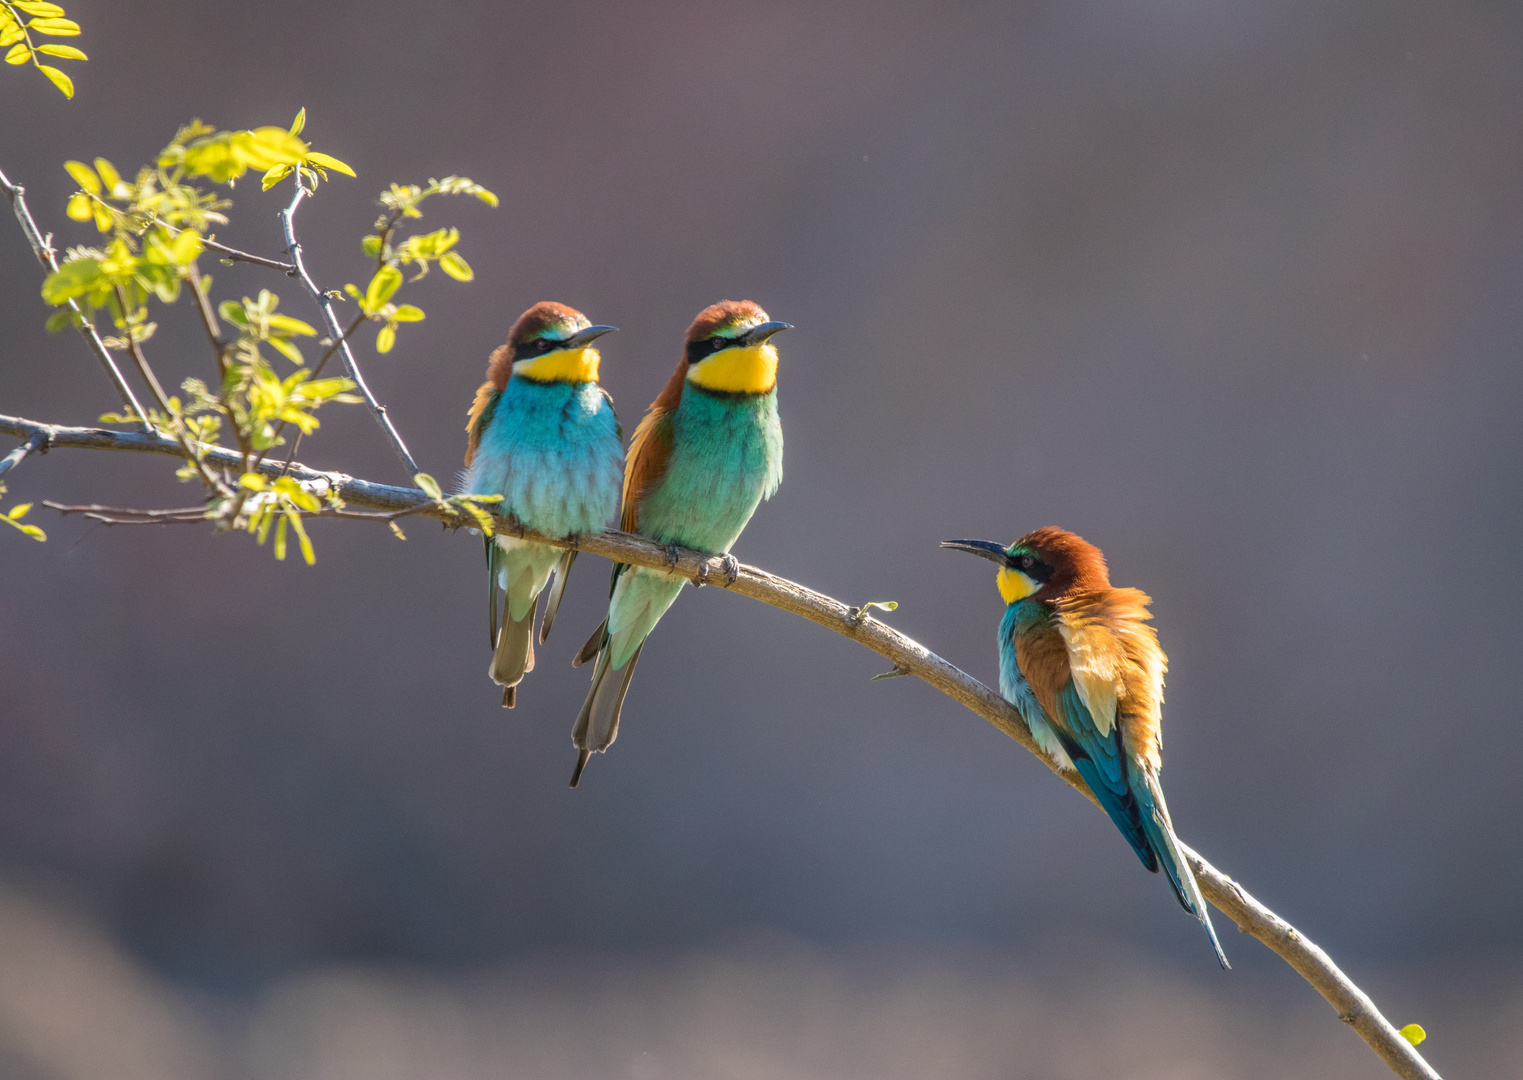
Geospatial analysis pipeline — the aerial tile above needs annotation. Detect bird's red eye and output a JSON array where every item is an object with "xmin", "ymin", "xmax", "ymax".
[{"xmin": 1020, "ymin": 555, "xmax": 1035, "ymax": 570}]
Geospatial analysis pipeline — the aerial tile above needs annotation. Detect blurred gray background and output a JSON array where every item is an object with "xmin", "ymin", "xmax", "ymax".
[{"xmin": 1, "ymin": 1, "xmax": 1521, "ymax": 1076}]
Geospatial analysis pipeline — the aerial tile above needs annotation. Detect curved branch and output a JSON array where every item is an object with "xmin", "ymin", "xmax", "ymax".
[
  {"xmin": 279, "ymin": 184, "xmax": 420, "ymax": 479},
  {"xmin": 0, "ymin": 412, "xmax": 1442, "ymax": 1080},
  {"xmin": 0, "ymin": 167, "xmax": 151, "ymax": 431}
]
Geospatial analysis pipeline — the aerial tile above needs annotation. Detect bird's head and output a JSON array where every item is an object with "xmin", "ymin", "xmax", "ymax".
[
  {"xmin": 941, "ymin": 526, "xmax": 1110, "ymax": 604},
  {"xmin": 682, "ymin": 300, "xmax": 791, "ymax": 395},
  {"xmin": 500, "ymin": 301, "xmax": 617, "ymax": 385}
]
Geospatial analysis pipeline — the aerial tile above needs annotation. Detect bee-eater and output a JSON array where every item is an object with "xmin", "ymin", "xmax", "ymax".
[
  {"xmin": 462, "ymin": 302, "xmax": 623, "ymax": 708},
  {"xmin": 942, "ymin": 527, "xmax": 1229, "ymax": 968},
  {"xmin": 569, "ymin": 300, "xmax": 790, "ymax": 786}
]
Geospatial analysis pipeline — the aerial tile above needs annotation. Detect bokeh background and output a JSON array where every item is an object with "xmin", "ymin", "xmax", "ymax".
[{"xmin": 2, "ymin": 1, "xmax": 1521, "ymax": 1076}]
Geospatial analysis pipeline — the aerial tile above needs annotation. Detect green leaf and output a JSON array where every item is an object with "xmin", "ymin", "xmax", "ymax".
[
  {"xmin": 45, "ymin": 308, "xmax": 74, "ymax": 333},
  {"xmin": 28, "ymin": 17, "xmax": 81, "ymax": 35},
  {"xmin": 40, "ymin": 257, "xmax": 102, "ymax": 305},
  {"xmin": 289, "ymin": 107, "xmax": 306, "ymax": 136},
  {"xmin": 361, "ymin": 235, "xmax": 382, "ymax": 257},
  {"xmin": 267, "ymin": 336, "xmax": 304, "ymax": 364},
  {"xmin": 414, "ymin": 472, "xmax": 443, "ymax": 500},
  {"xmin": 5, "ymin": 43, "xmax": 31, "ymax": 64},
  {"xmin": 273, "ymin": 514, "xmax": 288, "ymax": 560},
  {"xmin": 388, "ymin": 521, "xmax": 406, "ymax": 540},
  {"xmin": 392, "ymin": 304, "xmax": 425, "ymax": 322},
  {"xmin": 475, "ymin": 189, "xmax": 500, "ymax": 207},
  {"xmin": 1399, "ymin": 1024, "xmax": 1426, "ymax": 1047},
  {"xmin": 438, "ymin": 251, "xmax": 473, "ymax": 281},
  {"xmin": 36, "ymin": 43, "xmax": 86, "ymax": 60},
  {"xmin": 12, "ymin": 2, "xmax": 67, "ymax": 15},
  {"xmin": 375, "ymin": 323, "xmax": 396, "ymax": 354},
  {"xmin": 261, "ymin": 164, "xmax": 291, "ymax": 191},
  {"xmin": 92, "ymin": 157, "xmax": 121, "ymax": 192},
  {"xmin": 8, "ymin": 503, "xmax": 32, "ymax": 520},
  {"xmin": 305, "ymin": 151, "xmax": 355, "ymax": 177},
  {"xmin": 287, "ymin": 509, "xmax": 316, "ymax": 564},
  {"xmin": 238, "ymin": 473, "xmax": 266, "ymax": 492},
  {"xmin": 266, "ymin": 313, "xmax": 317, "ymax": 336},
  {"xmin": 65, "ymin": 192, "xmax": 92, "ymax": 221},
  {"xmin": 363, "ymin": 265, "xmax": 402, "ymax": 312},
  {"xmin": 36, "ymin": 43, "xmax": 86, "ymax": 61},
  {"xmin": 38, "ymin": 64, "xmax": 73, "ymax": 97},
  {"xmin": 862, "ymin": 600, "xmax": 898, "ymax": 613},
  {"xmin": 0, "ymin": 24, "xmax": 24, "ymax": 49}
]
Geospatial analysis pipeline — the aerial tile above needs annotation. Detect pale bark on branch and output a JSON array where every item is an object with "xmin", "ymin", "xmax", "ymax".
[{"xmin": 0, "ymin": 412, "xmax": 1442, "ymax": 1080}]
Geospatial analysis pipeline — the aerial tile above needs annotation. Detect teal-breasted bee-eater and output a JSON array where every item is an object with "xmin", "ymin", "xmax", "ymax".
[
  {"xmin": 462, "ymin": 302, "xmax": 623, "ymax": 708},
  {"xmin": 569, "ymin": 300, "xmax": 790, "ymax": 786},
  {"xmin": 942, "ymin": 527, "xmax": 1229, "ymax": 968}
]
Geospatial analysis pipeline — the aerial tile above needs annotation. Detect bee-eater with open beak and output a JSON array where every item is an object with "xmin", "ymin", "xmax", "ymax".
[
  {"xmin": 462, "ymin": 302, "xmax": 623, "ymax": 708},
  {"xmin": 942, "ymin": 527, "xmax": 1229, "ymax": 968},
  {"xmin": 569, "ymin": 300, "xmax": 790, "ymax": 786}
]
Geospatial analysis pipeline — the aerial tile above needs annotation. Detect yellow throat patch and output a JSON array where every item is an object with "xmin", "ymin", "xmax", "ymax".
[
  {"xmin": 512, "ymin": 346, "xmax": 601, "ymax": 384},
  {"xmin": 997, "ymin": 566, "xmax": 1039, "ymax": 604},
  {"xmin": 686, "ymin": 342, "xmax": 778, "ymax": 394}
]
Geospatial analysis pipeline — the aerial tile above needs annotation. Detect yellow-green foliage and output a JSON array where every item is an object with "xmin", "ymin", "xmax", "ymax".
[{"xmin": 0, "ymin": 1, "xmax": 85, "ymax": 98}]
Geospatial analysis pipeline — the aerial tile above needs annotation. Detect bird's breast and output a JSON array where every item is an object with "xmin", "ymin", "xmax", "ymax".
[
  {"xmin": 461, "ymin": 379, "xmax": 622, "ymax": 537},
  {"xmin": 635, "ymin": 389, "xmax": 783, "ymax": 550}
]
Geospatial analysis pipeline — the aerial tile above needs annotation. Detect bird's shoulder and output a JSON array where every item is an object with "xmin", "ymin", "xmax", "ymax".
[
  {"xmin": 619, "ymin": 358, "xmax": 689, "ymax": 531},
  {"xmin": 464, "ymin": 379, "xmax": 502, "ymax": 466},
  {"xmin": 1052, "ymin": 587, "xmax": 1166, "ymax": 743},
  {"xmin": 621, "ymin": 405, "xmax": 675, "ymax": 532}
]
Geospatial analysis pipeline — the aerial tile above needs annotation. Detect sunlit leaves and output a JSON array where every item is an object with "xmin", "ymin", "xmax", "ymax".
[
  {"xmin": 0, "ymin": 484, "xmax": 46, "ymax": 542},
  {"xmin": 0, "ymin": 0, "xmax": 85, "ymax": 95},
  {"xmin": 414, "ymin": 472, "xmax": 502, "ymax": 535},
  {"xmin": 339, "ymin": 180, "xmax": 493, "ymax": 357},
  {"xmin": 219, "ymin": 289, "xmax": 316, "ymax": 365},
  {"xmin": 1399, "ymin": 1024, "xmax": 1426, "ymax": 1047},
  {"xmin": 243, "ymin": 475, "xmax": 323, "ymax": 565}
]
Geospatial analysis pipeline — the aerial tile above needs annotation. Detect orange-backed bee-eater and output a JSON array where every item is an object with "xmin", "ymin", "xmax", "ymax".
[
  {"xmin": 568, "ymin": 300, "xmax": 790, "ymax": 786},
  {"xmin": 462, "ymin": 302, "xmax": 623, "ymax": 708},
  {"xmin": 942, "ymin": 527, "xmax": 1229, "ymax": 968}
]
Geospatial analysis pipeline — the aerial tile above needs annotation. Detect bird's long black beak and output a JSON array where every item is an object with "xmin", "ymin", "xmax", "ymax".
[
  {"xmin": 940, "ymin": 539, "xmax": 1012, "ymax": 565},
  {"xmin": 739, "ymin": 320, "xmax": 792, "ymax": 347},
  {"xmin": 566, "ymin": 324, "xmax": 618, "ymax": 348}
]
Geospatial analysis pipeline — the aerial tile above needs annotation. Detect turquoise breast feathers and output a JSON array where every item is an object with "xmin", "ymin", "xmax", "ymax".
[
  {"xmin": 636, "ymin": 387, "xmax": 783, "ymax": 552},
  {"xmin": 463, "ymin": 379, "xmax": 622, "ymax": 537}
]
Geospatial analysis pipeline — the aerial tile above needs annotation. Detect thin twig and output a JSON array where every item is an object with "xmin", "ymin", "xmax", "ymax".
[
  {"xmin": 0, "ymin": 409, "xmax": 1447, "ymax": 1080},
  {"xmin": 108, "ymin": 286, "xmax": 228, "ymax": 495},
  {"xmin": 279, "ymin": 183, "xmax": 419, "ymax": 479},
  {"xmin": 0, "ymin": 431, "xmax": 48, "ymax": 479},
  {"xmin": 0, "ymin": 166, "xmax": 151, "ymax": 430}
]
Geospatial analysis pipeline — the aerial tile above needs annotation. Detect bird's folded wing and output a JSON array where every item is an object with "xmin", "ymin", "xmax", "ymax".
[{"xmin": 621, "ymin": 407, "xmax": 674, "ymax": 532}]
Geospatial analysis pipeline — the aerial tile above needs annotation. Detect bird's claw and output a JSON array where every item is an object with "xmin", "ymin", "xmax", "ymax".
[
  {"xmin": 665, "ymin": 542, "xmax": 682, "ymax": 573},
  {"xmin": 720, "ymin": 553, "xmax": 739, "ymax": 586}
]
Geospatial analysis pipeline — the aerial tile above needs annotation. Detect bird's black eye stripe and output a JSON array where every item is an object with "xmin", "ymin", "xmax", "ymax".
[
  {"xmin": 685, "ymin": 336, "xmax": 732, "ymax": 364},
  {"xmin": 1015, "ymin": 553, "xmax": 1054, "ymax": 583}
]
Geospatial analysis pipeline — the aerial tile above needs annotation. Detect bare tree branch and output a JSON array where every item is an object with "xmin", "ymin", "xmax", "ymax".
[
  {"xmin": 0, "ymin": 167, "xmax": 151, "ymax": 431},
  {"xmin": 0, "ymin": 410, "xmax": 1443, "ymax": 1080},
  {"xmin": 0, "ymin": 430, "xmax": 48, "ymax": 479},
  {"xmin": 279, "ymin": 183, "xmax": 420, "ymax": 479}
]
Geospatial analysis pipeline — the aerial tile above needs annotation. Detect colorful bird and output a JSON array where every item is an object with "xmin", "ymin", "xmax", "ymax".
[
  {"xmin": 942, "ymin": 527, "xmax": 1229, "ymax": 968},
  {"xmin": 462, "ymin": 302, "xmax": 623, "ymax": 708},
  {"xmin": 569, "ymin": 300, "xmax": 790, "ymax": 786}
]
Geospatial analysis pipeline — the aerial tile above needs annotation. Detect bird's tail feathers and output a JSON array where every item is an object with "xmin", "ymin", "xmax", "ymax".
[
  {"xmin": 486, "ymin": 535, "xmax": 502, "ymax": 648},
  {"xmin": 1139, "ymin": 770, "xmax": 1230, "ymax": 970},
  {"xmin": 569, "ymin": 642, "xmax": 644, "ymax": 787},
  {"xmin": 1051, "ymin": 728, "xmax": 1158, "ymax": 873},
  {"xmin": 573, "ymin": 618, "xmax": 607, "ymax": 668},
  {"xmin": 489, "ymin": 592, "xmax": 538, "ymax": 706},
  {"xmin": 539, "ymin": 549, "xmax": 578, "ymax": 645}
]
